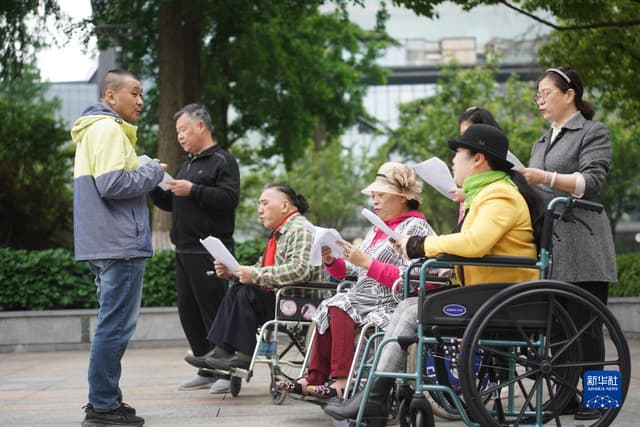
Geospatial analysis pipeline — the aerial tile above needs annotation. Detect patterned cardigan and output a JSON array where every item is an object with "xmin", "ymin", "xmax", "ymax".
[{"xmin": 313, "ymin": 215, "xmax": 435, "ymax": 334}]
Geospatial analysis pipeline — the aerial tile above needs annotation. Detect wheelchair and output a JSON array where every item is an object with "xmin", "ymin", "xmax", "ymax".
[
  {"xmin": 349, "ymin": 196, "xmax": 631, "ymax": 426},
  {"xmin": 271, "ymin": 272, "xmax": 450, "ymax": 413},
  {"xmin": 210, "ymin": 281, "xmax": 338, "ymax": 402}
]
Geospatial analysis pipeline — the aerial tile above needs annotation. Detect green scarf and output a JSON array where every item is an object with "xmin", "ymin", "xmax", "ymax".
[{"xmin": 462, "ymin": 170, "xmax": 516, "ymax": 211}]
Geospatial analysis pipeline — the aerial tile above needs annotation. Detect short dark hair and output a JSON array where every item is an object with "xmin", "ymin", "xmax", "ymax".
[
  {"xmin": 174, "ymin": 103, "xmax": 213, "ymax": 133},
  {"xmin": 100, "ymin": 69, "xmax": 138, "ymax": 98},
  {"xmin": 263, "ymin": 183, "xmax": 309, "ymax": 214}
]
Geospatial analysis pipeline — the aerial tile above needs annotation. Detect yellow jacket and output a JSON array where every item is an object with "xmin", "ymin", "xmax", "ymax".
[{"xmin": 423, "ymin": 180, "xmax": 539, "ymax": 285}]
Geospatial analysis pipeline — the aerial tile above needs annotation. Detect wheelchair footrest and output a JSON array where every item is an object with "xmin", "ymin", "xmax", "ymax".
[
  {"xmin": 216, "ymin": 367, "xmax": 249, "ymax": 380},
  {"xmin": 338, "ymin": 418, "xmax": 386, "ymax": 427}
]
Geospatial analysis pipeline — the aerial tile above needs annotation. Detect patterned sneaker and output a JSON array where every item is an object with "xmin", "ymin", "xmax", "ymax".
[
  {"xmin": 81, "ymin": 404, "xmax": 144, "ymax": 426},
  {"xmin": 209, "ymin": 378, "xmax": 231, "ymax": 394},
  {"xmin": 178, "ymin": 374, "xmax": 217, "ymax": 391}
]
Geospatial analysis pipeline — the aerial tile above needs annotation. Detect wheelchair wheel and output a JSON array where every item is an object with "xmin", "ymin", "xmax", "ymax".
[
  {"xmin": 397, "ymin": 396, "xmax": 410, "ymax": 427},
  {"xmin": 406, "ymin": 344, "xmax": 461, "ymax": 420},
  {"xmin": 269, "ymin": 370, "xmax": 287, "ymax": 405},
  {"xmin": 408, "ymin": 397, "xmax": 435, "ymax": 427},
  {"xmin": 391, "ymin": 382, "xmax": 412, "ymax": 427},
  {"xmin": 459, "ymin": 280, "xmax": 631, "ymax": 427},
  {"xmin": 229, "ymin": 376, "xmax": 242, "ymax": 397}
]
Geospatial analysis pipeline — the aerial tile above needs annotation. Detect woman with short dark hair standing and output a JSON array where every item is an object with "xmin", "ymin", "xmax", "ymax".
[{"xmin": 521, "ymin": 66, "xmax": 617, "ymax": 421}]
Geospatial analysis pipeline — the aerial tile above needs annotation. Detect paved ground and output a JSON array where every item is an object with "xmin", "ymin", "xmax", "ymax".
[{"xmin": 1, "ymin": 341, "xmax": 639, "ymax": 426}]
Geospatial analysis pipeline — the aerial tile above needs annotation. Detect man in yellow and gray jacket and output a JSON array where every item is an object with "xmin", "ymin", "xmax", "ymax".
[{"xmin": 72, "ymin": 69, "xmax": 165, "ymax": 427}]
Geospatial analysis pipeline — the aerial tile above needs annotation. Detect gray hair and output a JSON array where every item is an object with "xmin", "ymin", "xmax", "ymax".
[{"xmin": 173, "ymin": 103, "xmax": 213, "ymax": 133}]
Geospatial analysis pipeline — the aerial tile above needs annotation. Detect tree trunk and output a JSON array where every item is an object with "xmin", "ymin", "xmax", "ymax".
[
  {"xmin": 312, "ymin": 117, "xmax": 327, "ymax": 151},
  {"xmin": 153, "ymin": 0, "xmax": 203, "ymax": 252}
]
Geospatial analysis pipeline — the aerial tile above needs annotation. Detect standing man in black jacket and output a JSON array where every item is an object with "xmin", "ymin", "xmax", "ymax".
[{"xmin": 150, "ymin": 103, "xmax": 240, "ymax": 393}]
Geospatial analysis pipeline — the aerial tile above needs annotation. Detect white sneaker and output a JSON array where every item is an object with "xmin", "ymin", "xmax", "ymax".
[
  {"xmin": 208, "ymin": 378, "xmax": 231, "ymax": 394},
  {"xmin": 178, "ymin": 374, "xmax": 216, "ymax": 391}
]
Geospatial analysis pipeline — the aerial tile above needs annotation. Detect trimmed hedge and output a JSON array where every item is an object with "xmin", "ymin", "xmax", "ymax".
[
  {"xmin": 1, "ymin": 247, "xmax": 638, "ymax": 311},
  {"xmin": 609, "ymin": 252, "xmax": 640, "ymax": 297},
  {"xmin": 0, "ymin": 239, "xmax": 265, "ymax": 311}
]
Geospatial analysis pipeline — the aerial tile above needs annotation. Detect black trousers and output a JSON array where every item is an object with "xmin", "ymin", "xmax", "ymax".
[
  {"xmin": 207, "ymin": 284, "xmax": 276, "ymax": 356},
  {"xmin": 567, "ymin": 281, "xmax": 609, "ymax": 373},
  {"xmin": 176, "ymin": 253, "xmax": 228, "ymax": 357}
]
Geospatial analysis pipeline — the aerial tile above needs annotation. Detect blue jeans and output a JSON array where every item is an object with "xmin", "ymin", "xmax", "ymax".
[{"xmin": 87, "ymin": 258, "xmax": 146, "ymax": 411}]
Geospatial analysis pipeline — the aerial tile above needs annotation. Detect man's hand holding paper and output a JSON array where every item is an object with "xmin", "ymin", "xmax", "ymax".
[
  {"xmin": 138, "ymin": 154, "xmax": 172, "ymax": 190},
  {"xmin": 200, "ymin": 236, "xmax": 240, "ymax": 272}
]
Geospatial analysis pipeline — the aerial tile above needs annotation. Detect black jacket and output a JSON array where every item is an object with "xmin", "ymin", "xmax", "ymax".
[{"xmin": 150, "ymin": 144, "xmax": 240, "ymax": 253}]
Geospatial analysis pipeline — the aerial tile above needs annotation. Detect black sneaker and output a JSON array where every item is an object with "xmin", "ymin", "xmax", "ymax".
[
  {"xmin": 119, "ymin": 402, "xmax": 136, "ymax": 415},
  {"xmin": 82, "ymin": 404, "xmax": 144, "ymax": 426},
  {"xmin": 84, "ymin": 403, "xmax": 136, "ymax": 416}
]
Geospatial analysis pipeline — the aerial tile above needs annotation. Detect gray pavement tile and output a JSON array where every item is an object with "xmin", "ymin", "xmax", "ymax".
[{"xmin": 1, "ymin": 341, "xmax": 639, "ymax": 426}]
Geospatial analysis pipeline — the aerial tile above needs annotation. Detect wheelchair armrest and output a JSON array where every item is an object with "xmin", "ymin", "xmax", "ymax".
[
  {"xmin": 281, "ymin": 280, "xmax": 338, "ymax": 290},
  {"xmin": 435, "ymin": 253, "xmax": 538, "ymax": 266},
  {"xmin": 337, "ymin": 280, "xmax": 355, "ymax": 293}
]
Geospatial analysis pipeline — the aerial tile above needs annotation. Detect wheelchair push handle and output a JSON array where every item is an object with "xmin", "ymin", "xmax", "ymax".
[
  {"xmin": 571, "ymin": 198, "xmax": 603, "ymax": 213},
  {"xmin": 547, "ymin": 196, "xmax": 603, "ymax": 213}
]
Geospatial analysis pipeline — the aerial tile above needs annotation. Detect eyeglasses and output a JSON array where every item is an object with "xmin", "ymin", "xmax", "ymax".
[{"xmin": 534, "ymin": 89, "xmax": 557, "ymax": 105}]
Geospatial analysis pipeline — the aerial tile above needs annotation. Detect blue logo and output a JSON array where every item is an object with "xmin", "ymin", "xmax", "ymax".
[
  {"xmin": 443, "ymin": 304, "xmax": 467, "ymax": 317},
  {"xmin": 583, "ymin": 370, "xmax": 622, "ymax": 409}
]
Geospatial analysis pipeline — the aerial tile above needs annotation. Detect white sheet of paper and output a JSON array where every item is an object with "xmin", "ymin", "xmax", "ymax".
[
  {"xmin": 413, "ymin": 157, "xmax": 457, "ymax": 201},
  {"xmin": 199, "ymin": 236, "xmax": 240, "ymax": 272},
  {"xmin": 361, "ymin": 208, "xmax": 402, "ymax": 241},
  {"xmin": 507, "ymin": 151, "xmax": 525, "ymax": 170},
  {"xmin": 304, "ymin": 222, "xmax": 346, "ymax": 266},
  {"xmin": 138, "ymin": 155, "xmax": 173, "ymax": 190}
]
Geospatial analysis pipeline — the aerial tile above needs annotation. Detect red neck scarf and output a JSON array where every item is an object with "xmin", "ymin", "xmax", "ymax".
[
  {"xmin": 262, "ymin": 211, "xmax": 298, "ymax": 267},
  {"xmin": 371, "ymin": 210, "xmax": 426, "ymax": 246}
]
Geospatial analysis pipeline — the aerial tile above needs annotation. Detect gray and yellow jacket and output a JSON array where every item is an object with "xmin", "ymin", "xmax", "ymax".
[{"xmin": 71, "ymin": 103, "xmax": 163, "ymax": 261}]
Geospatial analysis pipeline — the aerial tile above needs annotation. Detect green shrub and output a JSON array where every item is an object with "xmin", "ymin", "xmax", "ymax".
[
  {"xmin": 2, "ymin": 246, "xmax": 638, "ymax": 310},
  {"xmin": 610, "ymin": 252, "xmax": 640, "ymax": 297},
  {"xmin": 141, "ymin": 250, "xmax": 177, "ymax": 307},
  {"xmin": 0, "ymin": 248, "xmax": 94, "ymax": 310},
  {"xmin": 0, "ymin": 248, "xmax": 177, "ymax": 311},
  {"xmin": 235, "ymin": 237, "xmax": 265, "ymax": 266}
]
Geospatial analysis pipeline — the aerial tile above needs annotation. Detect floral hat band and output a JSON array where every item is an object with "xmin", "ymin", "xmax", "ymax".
[{"xmin": 361, "ymin": 162, "xmax": 423, "ymax": 203}]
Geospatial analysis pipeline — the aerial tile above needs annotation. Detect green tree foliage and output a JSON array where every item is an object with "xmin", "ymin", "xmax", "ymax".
[
  {"xmin": 231, "ymin": 141, "xmax": 373, "ymax": 241},
  {"xmin": 0, "ymin": 0, "xmax": 61, "ymax": 80},
  {"xmin": 0, "ymin": 67, "xmax": 73, "ymax": 249},
  {"xmin": 88, "ymin": 0, "xmax": 392, "ymax": 168},
  {"xmin": 537, "ymin": 6, "xmax": 640, "ymax": 123},
  {"xmin": 597, "ymin": 112, "xmax": 640, "ymax": 230},
  {"xmin": 283, "ymin": 143, "xmax": 371, "ymax": 230},
  {"xmin": 383, "ymin": 62, "xmax": 545, "ymax": 233},
  {"xmin": 392, "ymin": 0, "xmax": 640, "ymax": 122}
]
